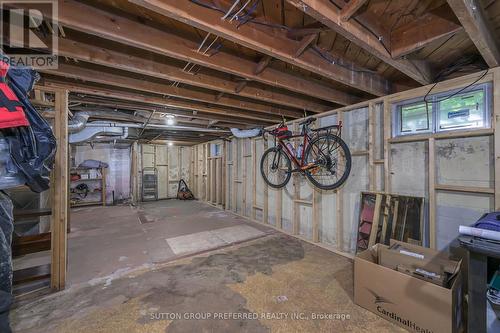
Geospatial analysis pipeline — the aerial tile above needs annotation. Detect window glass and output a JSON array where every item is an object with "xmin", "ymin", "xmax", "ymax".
[
  {"xmin": 438, "ymin": 90, "xmax": 485, "ymax": 130},
  {"xmin": 393, "ymin": 83, "xmax": 491, "ymax": 137},
  {"xmin": 211, "ymin": 143, "xmax": 221, "ymax": 157},
  {"xmin": 400, "ymin": 102, "xmax": 431, "ymax": 134}
]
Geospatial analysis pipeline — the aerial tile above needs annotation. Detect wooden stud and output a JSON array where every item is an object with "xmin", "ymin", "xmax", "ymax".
[
  {"xmin": 429, "ymin": 137, "xmax": 437, "ymax": 249},
  {"xmin": 276, "ymin": 187, "xmax": 283, "ymax": 229},
  {"xmin": 383, "ymin": 98, "xmax": 391, "ymax": 192},
  {"xmin": 368, "ymin": 194, "xmax": 383, "ymax": 247},
  {"xmin": 232, "ymin": 139, "xmax": 237, "ymax": 212},
  {"xmin": 312, "ymin": 188, "xmax": 320, "ymax": 242},
  {"xmin": 336, "ymin": 111, "xmax": 344, "ymax": 250},
  {"xmin": 51, "ymin": 89, "xmax": 69, "ymax": 290},
  {"xmin": 368, "ymin": 102, "xmax": 376, "ymax": 191},
  {"xmin": 494, "ymin": 68, "xmax": 500, "ymax": 209},
  {"xmin": 251, "ymin": 139, "xmax": 257, "ymax": 221},
  {"xmin": 263, "ymin": 139, "xmax": 269, "ymax": 224}
]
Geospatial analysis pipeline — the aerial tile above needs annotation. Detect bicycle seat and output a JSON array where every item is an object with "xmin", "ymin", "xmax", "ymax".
[{"xmin": 299, "ymin": 117, "xmax": 316, "ymax": 126}]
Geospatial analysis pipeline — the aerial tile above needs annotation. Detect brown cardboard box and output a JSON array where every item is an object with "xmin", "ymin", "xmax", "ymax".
[
  {"xmin": 354, "ymin": 244, "xmax": 463, "ymax": 333},
  {"xmin": 379, "ymin": 240, "xmax": 461, "ymax": 287}
]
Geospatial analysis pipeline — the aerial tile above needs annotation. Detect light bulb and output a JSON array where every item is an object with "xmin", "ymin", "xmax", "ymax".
[{"xmin": 166, "ymin": 114, "xmax": 176, "ymax": 125}]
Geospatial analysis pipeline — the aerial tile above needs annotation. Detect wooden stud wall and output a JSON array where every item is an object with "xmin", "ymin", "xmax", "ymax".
[
  {"xmin": 137, "ymin": 144, "xmax": 193, "ymax": 200},
  {"xmin": 34, "ymin": 87, "xmax": 69, "ymax": 290},
  {"xmin": 194, "ymin": 67, "xmax": 500, "ymax": 255}
]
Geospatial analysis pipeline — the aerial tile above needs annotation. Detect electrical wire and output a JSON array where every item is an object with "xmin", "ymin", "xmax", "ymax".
[
  {"xmin": 423, "ymin": 68, "xmax": 489, "ymax": 106},
  {"xmin": 311, "ymin": 46, "xmax": 378, "ymax": 74}
]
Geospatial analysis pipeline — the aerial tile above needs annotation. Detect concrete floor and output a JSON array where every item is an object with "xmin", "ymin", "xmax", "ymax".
[
  {"xmin": 66, "ymin": 200, "xmax": 271, "ymax": 285},
  {"xmin": 11, "ymin": 200, "xmax": 407, "ymax": 332}
]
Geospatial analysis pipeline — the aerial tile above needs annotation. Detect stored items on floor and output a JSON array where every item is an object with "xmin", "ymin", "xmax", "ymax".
[
  {"xmin": 356, "ymin": 192, "xmax": 424, "ymax": 253},
  {"xmin": 177, "ymin": 179, "xmax": 194, "ymax": 200}
]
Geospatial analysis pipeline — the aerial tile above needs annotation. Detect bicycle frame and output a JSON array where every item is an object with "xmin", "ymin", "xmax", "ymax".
[{"xmin": 274, "ymin": 121, "xmax": 343, "ymax": 172}]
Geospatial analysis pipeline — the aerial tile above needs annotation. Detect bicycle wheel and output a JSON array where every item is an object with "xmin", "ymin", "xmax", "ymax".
[
  {"xmin": 304, "ymin": 134, "xmax": 351, "ymax": 190},
  {"xmin": 260, "ymin": 147, "xmax": 292, "ymax": 189}
]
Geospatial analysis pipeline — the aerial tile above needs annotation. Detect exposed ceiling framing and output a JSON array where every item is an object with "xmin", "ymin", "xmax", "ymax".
[{"xmin": 5, "ymin": 0, "xmax": 499, "ymax": 144}]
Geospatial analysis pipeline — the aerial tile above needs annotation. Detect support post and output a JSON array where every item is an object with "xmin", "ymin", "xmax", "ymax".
[
  {"xmin": 51, "ymin": 89, "xmax": 68, "ymax": 290},
  {"xmin": 429, "ymin": 138, "xmax": 437, "ymax": 248}
]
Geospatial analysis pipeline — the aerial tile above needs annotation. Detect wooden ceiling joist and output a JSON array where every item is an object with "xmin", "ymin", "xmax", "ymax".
[
  {"xmin": 68, "ymin": 95, "xmax": 261, "ymax": 126},
  {"xmin": 391, "ymin": 5, "xmax": 464, "ymax": 59},
  {"xmin": 42, "ymin": 81, "xmax": 279, "ymax": 123},
  {"xmin": 339, "ymin": 0, "xmax": 368, "ymax": 21},
  {"xmin": 130, "ymin": 0, "xmax": 391, "ymax": 97},
  {"xmin": 447, "ymin": 0, "xmax": 500, "ymax": 67},
  {"xmin": 56, "ymin": 39, "xmax": 328, "ymax": 112},
  {"xmin": 41, "ymin": 62, "xmax": 303, "ymax": 118},
  {"xmin": 287, "ymin": 0, "xmax": 434, "ymax": 85},
  {"xmin": 35, "ymin": 0, "xmax": 359, "ymax": 106}
]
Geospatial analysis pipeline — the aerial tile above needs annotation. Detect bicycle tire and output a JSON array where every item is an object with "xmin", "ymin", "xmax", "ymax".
[
  {"xmin": 260, "ymin": 147, "xmax": 292, "ymax": 189},
  {"xmin": 304, "ymin": 134, "xmax": 351, "ymax": 190}
]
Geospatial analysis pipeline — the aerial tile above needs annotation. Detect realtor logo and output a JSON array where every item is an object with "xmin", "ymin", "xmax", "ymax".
[{"xmin": 1, "ymin": 0, "xmax": 58, "ymax": 68}]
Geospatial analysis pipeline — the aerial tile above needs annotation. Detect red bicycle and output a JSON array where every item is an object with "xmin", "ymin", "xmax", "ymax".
[{"xmin": 260, "ymin": 117, "xmax": 351, "ymax": 191}]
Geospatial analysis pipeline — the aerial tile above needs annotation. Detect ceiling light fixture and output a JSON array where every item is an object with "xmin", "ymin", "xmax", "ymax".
[{"xmin": 165, "ymin": 114, "xmax": 176, "ymax": 126}]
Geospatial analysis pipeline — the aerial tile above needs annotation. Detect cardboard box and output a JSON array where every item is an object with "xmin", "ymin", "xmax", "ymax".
[
  {"xmin": 379, "ymin": 240, "xmax": 461, "ymax": 287},
  {"xmin": 354, "ymin": 243, "xmax": 463, "ymax": 333}
]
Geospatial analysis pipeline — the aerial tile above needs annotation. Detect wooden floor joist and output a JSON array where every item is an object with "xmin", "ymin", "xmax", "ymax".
[
  {"xmin": 55, "ymin": 38, "xmax": 330, "ymax": 112},
  {"xmin": 28, "ymin": 0, "xmax": 360, "ymax": 106},
  {"xmin": 42, "ymin": 81, "xmax": 280, "ymax": 123},
  {"xmin": 287, "ymin": 0, "xmax": 433, "ymax": 85},
  {"xmin": 41, "ymin": 63, "xmax": 303, "ymax": 118},
  {"xmin": 131, "ymin": 0, "xmax": 391, "ymax": 97}
]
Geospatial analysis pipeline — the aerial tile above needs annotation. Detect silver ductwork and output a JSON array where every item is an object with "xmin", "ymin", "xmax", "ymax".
[
  {"xmin": 69, "ymin": 126, "xmax": 129, "ymax": 144},
  {"xmin": 85, "ymin": 122, "xmax": 229, "ymax": 133},
  {"xmin": 69, "ymin": 111, "xmax": 145, "ymax": 133},
  {"xmin": 68, "ymin": 111, "xmax": 229, "ymax": 143}
]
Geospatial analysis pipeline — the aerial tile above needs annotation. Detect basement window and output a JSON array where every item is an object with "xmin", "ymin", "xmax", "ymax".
[
  {"xmin": 400, "ymin": 101, "xmax": 431, "ymax": 134},
  {"xmin": 393, "ymin": 83, "xmax": 491, "ymax": 137},
  {"xmin": 211, "ymin": 143, "xmax": 222, "ymax": 157}
]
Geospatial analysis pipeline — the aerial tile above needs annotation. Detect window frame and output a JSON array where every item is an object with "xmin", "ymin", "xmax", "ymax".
[{"xmin": 392, "ymin": 82, "xmax": 492, "ymax": 137}]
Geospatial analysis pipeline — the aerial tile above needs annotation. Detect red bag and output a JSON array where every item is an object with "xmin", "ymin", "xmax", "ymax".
[
  {"xmin": 0, "ymin": 61, "xmax": 29, "ymax": 129},
  {"xmin": 275, "ymin": 125, "xmax": 292, "ymax": 139}
]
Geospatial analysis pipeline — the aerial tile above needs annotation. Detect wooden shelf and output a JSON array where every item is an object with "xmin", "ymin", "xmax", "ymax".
[
  {"xmin": 70, "ymin": 166, "xmax": 106, "ymax": 207},
  {"xmin": 71, "ymin": 178, "xmax": 102, "ymax": 182},
  {"xmin": 13, "ymin": 208, "xmax": 52, "ymax": 219}
]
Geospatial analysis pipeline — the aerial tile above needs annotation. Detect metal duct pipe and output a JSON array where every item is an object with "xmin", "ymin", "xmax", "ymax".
[
  {"xmin": 68, "ymin": 111, "xmax": 147, "ymax": 133},
  {"xmin": 85, "ymin": 121, "xmax": 230, "ymax": 133}
]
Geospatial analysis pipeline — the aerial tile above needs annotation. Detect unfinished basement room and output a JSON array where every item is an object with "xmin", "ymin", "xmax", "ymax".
[{"xmin": 3, "ymin": 0, "xmax": 500, "ymax": 332}]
